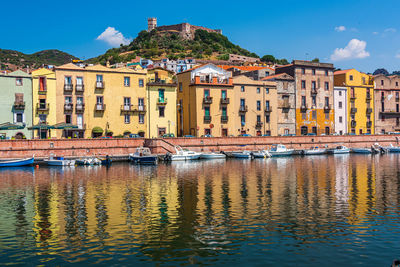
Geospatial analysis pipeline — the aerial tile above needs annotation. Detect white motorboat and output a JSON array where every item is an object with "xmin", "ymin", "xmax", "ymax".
[
  {"xmin": 129, "ymin": 147, "xmax": 158, "ymax": 164},
  {"xmin": 385, "ymin": 144, "xmax": 400, "ymax": 153},
  {"xmin": 165, "ymin": 146, "xmax": 202, "ymax": 161},
  {"xmin": 76, "ymin": 157, "xmax": 101, "ymax": 165},
  {"xmin": 328, "ymin": 145, "xmax": 350, "ymax": 154},
  {"xmin": 45, "ymin": 156, "xmax": 76, "ymax": 166},
  {"xmin": 268, "ymin": 144, "xmax": 294, "ymax": 157},
  {"xmin": 303, "ymin": 146, "xmax": 327, "ymax": 155},
  {"xmin": 231, "ymin": 151, "xmax": 252, "ymax": 159},
  {"xmin": 252, "ymin": 150, "xmax": 271, "ymax": 158},
  {"xmin": 200, "ymin": 152, "xmax": 226, "ymax": 159}
]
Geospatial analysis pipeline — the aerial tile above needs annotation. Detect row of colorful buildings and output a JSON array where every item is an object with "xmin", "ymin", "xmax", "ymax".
[{"xmin": 0, "ymin": 60, "xmax": 399, "ymax": 139}]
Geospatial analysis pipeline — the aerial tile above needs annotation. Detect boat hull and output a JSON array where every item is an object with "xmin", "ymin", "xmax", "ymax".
[
  {"xmin": 231, "ymin": 153, "xmax": 252, "ymax": 159},
  {"xmin": 303, "ymin": 149, "xmax": 326, "ymax": 155},
  {"xmin": 0, "ymin": 157, "xmax": 34, "ymax": 167},
  {"xmin": 170, "ymin": 154, "xmax": 201, "ymax": 161},
  {"xmin": 46, "ymin": 160, "xmax": 76, "ymax": 166},
  {"xmin": 129, "ymin": 155, "xmax": 158, "ymax": 164},
  {"xmin": 351, "ymin": 148, "xmax": 372, "ymax": 154},
  {"xmin": 269, "ymin": 151, "xmax": 294, "ymax": 157},
  {"xmin": 200, "ymin": 153, "xmax": 226, "ymax": 159}
]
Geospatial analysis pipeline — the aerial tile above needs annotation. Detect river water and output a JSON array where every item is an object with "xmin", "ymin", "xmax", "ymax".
[{"xmin": 0, "ymin": 154, "xmax": 400, "ymax": 266}]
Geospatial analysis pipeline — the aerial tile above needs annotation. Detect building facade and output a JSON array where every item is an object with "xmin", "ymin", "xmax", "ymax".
[
  {"xmin": 334, "ymin": 69, "xmax": 374, "ymax": 135},
  {"xmin": 373, "ymin": 74, "xmax": 400, "ymax": 134},
  {"xmin": 177, "ymin": 64, "xmax": 234, "ymax": 137},
  {"xmin": 32, "ymin": 68, "xmax": 57, "ymax": 139},
  {"xmin": 232, "ymin": 75, "xmax": 278, "ymax": 136},
  {"xmin": 0, "ymin": 70, "xmax": 33, "ymax": 139},
  {"xmin": 262, "ymin": 73, "xmax": 296, "ymax": 136},
  {"xmin": 333, "ymin": 86, "xmax": 348, "ymax": 135},
  {"xmin": 147, "ymin": 68, "xmax": 177, "ymax": 137},
  {"xmin": 276, "ymin": 60, "xmax": 335, "ymax": 135}
]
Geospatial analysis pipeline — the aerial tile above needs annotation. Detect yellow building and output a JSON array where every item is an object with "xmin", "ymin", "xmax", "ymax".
[
  {"xmin": 147, "ymin": 68, "xmax": 177, "ymax": 138},
  {"xmin": 334, "ymin": 69, "xmax": 374, "ymax": 134},
  {"xmin": 31, "ymin": 68, "xmax": 57, "ymax": 139}
]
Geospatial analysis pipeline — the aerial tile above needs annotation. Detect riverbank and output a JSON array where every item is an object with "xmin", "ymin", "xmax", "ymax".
[{"xmin": 0, "ymin": 134, "xmax": 399, "ymax": 159}]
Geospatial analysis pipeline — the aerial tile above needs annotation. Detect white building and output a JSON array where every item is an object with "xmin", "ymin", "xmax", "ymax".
[{"xmin": 334, "ymin": 86, "xmax": 347, "ymax": 135}]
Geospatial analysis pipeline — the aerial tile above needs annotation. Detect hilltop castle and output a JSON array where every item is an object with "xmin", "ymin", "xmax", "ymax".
[{"xmin": 147, "ymin": 18, "xmax": 222, "ymax": 40}]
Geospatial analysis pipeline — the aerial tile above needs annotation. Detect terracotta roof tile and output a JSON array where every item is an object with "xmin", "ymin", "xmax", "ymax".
[{"xmin": 334, "ymin": 69, "xmax": 353, "ymax": 75}]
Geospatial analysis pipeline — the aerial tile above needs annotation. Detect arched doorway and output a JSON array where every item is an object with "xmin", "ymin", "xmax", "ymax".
[
  {"xmin": 92, "ymin": 127, "xmax": 103, "ymax": 138},
  {"xmin": 138, "ymin": 131, "xmax": 145, "ymax": 138},
  {"xmin": 300, "ymin": 126, "xmax": 308, "ymax": 135},
  {"xmin": 15, "ymin": 132, "xmax": 24, "ymax": 139}
]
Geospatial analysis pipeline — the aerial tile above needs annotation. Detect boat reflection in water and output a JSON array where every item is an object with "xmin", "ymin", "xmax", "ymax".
[{"xmin": 0, "ymin": 155, "xmax": 400, "ymax": 266}]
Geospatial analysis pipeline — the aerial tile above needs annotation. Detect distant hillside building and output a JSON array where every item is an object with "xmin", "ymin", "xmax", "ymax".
[
  {"xmin": 229, "ymin": 54, "xmax": 259, "ymax": 63},
  {"xmin": 147, "ymin": 18, "xmax": 222, "ymax": 40}
]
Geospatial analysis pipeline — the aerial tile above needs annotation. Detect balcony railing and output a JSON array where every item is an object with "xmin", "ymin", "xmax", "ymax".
[
  {"xmin": 350, "ymin": 107, "xmax": 357, "ymax": 114},
  {"xmin": 324, "ymin": 104, "xmax": 332, "ymax": 113},
  {"xmin": 311, "ymin": 88, "xmax": 318, "ymax": 95},
  {"xmin": 203, "ymin": 96, "xmax": 213, "ymax": 104},
  {"xmin": 121, "ymin": 105, "xmax": 133, "ymax": 112},
  {"xmin": 220, "ymin": 98, "xmax": 230, "ymax": 105},
  {"xmin": 264, "ymin": 106, "xmax": 272, "ymax": 113},
  {"xmin": 256, "ymin": 121, "xmax": 263, "ymax": 128},
  {"xmin": 64, "ymin": 84, "xmax": 73, "ymax": 92},
  {"xmin": 96, "ymin": 81, "xmax": 105, "ymax": 89},
  {"xmin": 95, "ymin": 103, "xmax": 106, "ymax": 111},
  {"xmin": 13, "ymin": 101, "xmax": 25, "ymax": 110},
  {"xmin": 300, "ymin": 104, "xmax": 308, "ymax": 112},
  {"xmin": 75, "ymin": 103, "xmax": 85, "ymax": 113},
  {"xmin": 366, "ymin": 121, "xmax": 372, "ymax": 128},
  {"xmin": 157, "ymin": 98, "xmax": 168, "ymax": 105},
  {"xmin": 37, "ymin": 103, "xmax": 49, "ymax": 112},
  {"xmin": 132, "ymin": 105, "xmax": 146, "ymax": 112},
  {"xmin": 366, "ymin": 107, "xmax": 373, "ymax": 114},
  {"xmin": 38, "ymin": 88, "xmax": 47, "ymax": 95},
  {"xmin": 221, "ymin": 115, "xmax": 228, "ymax": 123},
  {"xmin": 64, "ymin": 103, "xmax": 73, "ymax": 112},
  {"xmin": 204, "ymin": 115, "xmax": 212, "ymax": 123},
  {"xmin": 75, "ymin": 84, "xmax": 84, "ymax": 92},
  {"xmin": 239, "ymin": 105, "xmax": 248, "ymax": 113}
]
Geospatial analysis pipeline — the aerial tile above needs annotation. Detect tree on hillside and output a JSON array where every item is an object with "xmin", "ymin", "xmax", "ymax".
[
  {"xmin": 392, "ymin": 71, "xmax": 400, "ymax": 75},
  {"xmin": 261, "ymin": 55, "xmax": 275, "ymax": 63},
  {"xmin": 373, "ymin": 68, "xmax": 389, "ymax": 76},
  {"xmin": 311, "ymin": 58, "xmax": 320, "ymax": 63}
]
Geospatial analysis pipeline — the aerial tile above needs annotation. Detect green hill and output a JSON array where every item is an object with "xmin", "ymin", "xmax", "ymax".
[
  {"xmin": 88, "ymin": 29, "xmax": 260, "ymax": 65},
  {"xmin": 0, "ymin": 49, "xmax": 78, "ymax": 70}
]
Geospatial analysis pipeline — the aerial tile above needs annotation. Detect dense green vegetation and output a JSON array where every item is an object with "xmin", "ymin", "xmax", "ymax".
[
  {"xmin": 260, "ymin": 54, "xmax": 289, "ymax": 65},
  {"xmin": 0, "ymin": 49, "xmax": 78, "ymax": 70},
  {"xmin": 88, "ymin": 29, "xmax": 261, "ymax": 65}
]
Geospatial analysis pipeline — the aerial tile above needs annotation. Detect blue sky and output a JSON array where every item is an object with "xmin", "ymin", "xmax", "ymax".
[{"xmin": 1, "ymin": 0, "xmax": 400, "ymax": 73}]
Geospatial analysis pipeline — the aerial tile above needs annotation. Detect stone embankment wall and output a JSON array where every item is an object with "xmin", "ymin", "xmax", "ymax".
[{"xmin": 0, "ymin": 135, "xmax": 399, "ymax": 159}]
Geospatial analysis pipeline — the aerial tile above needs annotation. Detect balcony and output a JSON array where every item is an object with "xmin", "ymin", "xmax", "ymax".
[
  {"xmin": 95, "ymin": 81, "xmax": 105, "ymax": 89},
  {"xmin": 239, "ymin": 105, "xmax": 248, "ymax": 113},
  {"xmin": 264, "ymin": 106, "xmax": 272, "ymax": 113},
  {"xmin": 311, "ymin": 88, "xmax": 318, "ymax": 95},
  {"xmin": 221, "ymin": 115, "xmax": 228, "ymax": 123},
  {"xmin": 37, "ymin": 103, "xmax": 49, "ymax": 112},
  {"xmin": 350, "ymin": 94, "xmax": 356, "ymax": 101},
  {"xmin": 157, "ymin": 98, "xmax": 168, "ymax": 105},
  {"xmin": 366, "ymin": 121, "xmax": 372, "ymax": 128},
  {"xmin": 350, "ymin": 107, "xmax": 357, "ymax": 114},
  {"xmin": 132, "ymin": 105, "xmax": 146, "ymax": 112},
  {"xmin": 256, "ymin": 121, "xmax": 263, "ymax": 128},
  {"xmin": 95, "ymin": 103, "xmax": 106, "ymax": 111},
  {"xmin": 64, "ymin": 83, "xmax": 73, "ymax": 92},
  {"xmin": 148, "ymin": 78, "xmax": 176, "ymax": 86},
  {"xmin": 396, "ymin": 97, "xmax": 400, "ymax": 102},
  {"xmin": 38, "ymin": 88, "xmax": 47, "ymax": 95},
  {"xmin": 220, "ymin": 98, "xmax": 230, "ymax": 105},
  {"xmin": 366, "ymin": 107, "xmax": 373, "ymax": 114},
  {"xmin": 75, "ymin": 103, "xmax": 85, "ymax": 113},
  {"xmin": 203, "ymin": 96, "xmax": 213, "ymax": 104},
  {"xmin": 204, "ymin": 115, "xmax": 212, "ymax": 123},
  {"xmin": 351, "ymin": 120, "xmax": 357, "ymax": 128},
  {"xmin": 13, "ymin": 101, "xmax": 25, "ymax": 110},
  {"xmin": 380, "ymin": 110, "xmax": 400, "ymax": 116},
  {"xmin": 75, "ymin": 84, "xmax": 84, "ymax": 93},
  {"xmin": 300, "ymin": 104, "xmax": 308, "ymax": 112},
  {"xmin": 64, "ymin": 103, "xmax": 73, "ymax": 113},
  {"xmin": 121, "ymin": 105, "xmax": 134, "ymax": 113},
  {"xmin": 324, "ymin": 104, "xmax": 332, "ymax": 113}
]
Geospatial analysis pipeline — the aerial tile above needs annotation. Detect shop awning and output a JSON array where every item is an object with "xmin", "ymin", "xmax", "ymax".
[
  {"xmin": 27, "ymin": 123, "xmax": 55, "ymax": 130},
  {"xmin": 0, "ymin": 122, "xmax": 25, "ymax": 130},
  {"xmin": 53, "ymin": 123, "xmax": 79, "ymax": 129}
]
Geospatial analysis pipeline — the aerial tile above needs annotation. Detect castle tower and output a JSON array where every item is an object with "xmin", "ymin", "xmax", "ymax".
[{"xmin": 148, "ymin": 18, "xmax": 157, "ymax": 32}]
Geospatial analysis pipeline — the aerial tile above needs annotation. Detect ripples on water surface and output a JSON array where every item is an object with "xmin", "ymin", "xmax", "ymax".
[{"xmin": 1, "ymin": 155, "xmax": 400, "ymax": 266}]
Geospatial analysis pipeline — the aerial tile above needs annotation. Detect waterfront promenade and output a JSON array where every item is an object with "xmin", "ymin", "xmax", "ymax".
[{"xmin": 0, "ymin": 134, "xmax": 399, "ymax": 159}]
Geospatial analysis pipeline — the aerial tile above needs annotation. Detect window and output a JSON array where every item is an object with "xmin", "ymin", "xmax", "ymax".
[
  {"xmin": 266, "ymin": 114, "xmax": 270, "ymax": 123},
  {"xmin": 325, "ymin": 127, "xmax": 330, "ymax": 135},
  {"xmin": 65, "ymin": 76, "xmax": 72, "ymax": 84},
  {"xmin": 382, "ymin": 115, "xmax": 385, "ymax": 121},
  {"xmin": 158, "ymin": 89, "xmax": 165, "ymax": 103},
  {"xmin": 124, "ymin": 77, "xmax": 130, "ymax": 87},
  {"xmin": 349, "ymin": 75, "xmax": 353, "ymax": 81},
  {"xmin": 257, "ymin": 115, "xmax": 261, "ymax": 122},
  {"xmin": 325, "ymin": 97, "xmax": 329, "ymax": 106},
  {"xmin": 257, "ymin": 101, "xmax": 261, "ymax": 111},
  {"xmin": 65, "ymin": 96, "xmax": 72, "ymax": 104},
  {"xmin": 222, "ymin": 129, "xmax": 228, "ymax": 137},
  {"xmin": 265, "ymin": 71, "xmax": 270, "ymax": 76},
  {"xmin": 221, "ymin": 90, "xmax": 227, "ymax": 99},
  {"xmin": 65, "ymin": 114, "xmax": 72, "ymax": 124},
  {"xmin": 139, "ymin": 79, "xmax": 144, "ymax": 87},
  {"xmin": 339, "ymin": 116, "xmax": 343, "ymax": 123},
  {"xmin": 76, "ymin": 76, "xmax": 83, "ymax": 85},
  {"xmin": 241, "ymin": 86, "xmax": 245, "ymax": 92},
  {"xmin": 15, "ymin": 113, "xmax": 23, "ymax": 123},
  {"xmin": 325, "ymin": 70, "xmax": 329, "ymax": 76},
  {"xmin": 204, "ymin": 106, "xmax": 210, "ymax": 117},
  {"xmin": 301, "ymin": 80, "xmax": 306, "ymax": 89},
  {"xmin": 265, "ymin": 130, "xmax": 271, "ymax": 136},
  {"xmin": 312, "ymin": 127, "xmax": 317, "ymax": 134},
  {"xmin": 362, "ymin": 77, "xmax": 366, "ymax": 84},
  {"xmin": 312, "ymin": 69, "xmax": 316, "ymax": 75},
  {"xmin": 124, "ymin": 114, "xmax": 130, "ymax": 124},
  {"xmin": 96, "ymin": 75, "xmax": 103, "ymax": 82},
  {"xmin": 123, "ymin": 97, "xmax": 131, "ymax": 109},
  {"xmin": 312, "ymin": 96, "xmax": 316, "ymax": 106},
  {"xmin": 16, "ymin": 78, "xmax": 23, "ymax": 86},
  {"xmin": 325, "ymin": 113, "xmax": 329, "ymax": 120},
  {"xmin": 77, "ymin": 97, "xmax": 83, "ymax": 104},
  {"xmin": 312, "ymin": 81, "xmax": 316, "ymax": 89},
  {"xmin": 159, "ymin": 106, "xmax": 165, "ymax": 117},
  {"xmin": 240, "ymin": 98, "xmax": 246, "ymax": 108},
  {"xmin": 325, "ymin": 82, "xmax": 329, "ymax": 90},
  {"xmin": 39, "ymin": 77, "xmax": 47, "ymax": 91},
  {"xmin": 312, "ymin": 110, "xmax": 316, "ymax": 120},
  {"xmin": 204, "ymin": 89, "xmax": 210, "ymax": 98},
  {"xmin": 265, "ymin": 100, "xmax": 270, "ymax": 110},
  {"xmin": 139, "ymin": 114, "xmax": 145, "ymax": 124},
  {"xmin": 339, "ymin": 101, "xmax": 342, "ymax": 108},
  {"xmin": 179, "ymin": 82, "xmax": 183, "ymax": 92},
  {"xmin": 240, "ymin": 115, "xmax": 246, "ymax": 125},
  {"xmin": 283, "ymin": 81, "xmax": 288, "ymax": 90},
  {"xmin": 359, "ymin": 129, "xmax": 363, "ymax": 135},
  {"xmin": 257, "ymin": 87, "xmax": 260, "ymax": 94},
  {"xmin": 396, "ymin": 82, "xmax": 399, "ymax": 87},
  {"xmin": 301, "ymin": 68, "xmax": 305, "ymax": 74},
  {"xmin": 284, "ymin": 129, "xmax": 289, "ymax": 135},
  {"xmin": 397, "ymin": 118, "xmax": 400, "ymax": 126},
  {"xmin": 205, "ymin": 129, "xmax": 211, "ymax": 135},
  {"xmin": 301, "ymin": 126, "xmax": 308, "ymax": 135},
  {"xmin": 381, "ymin": 80, "xmax": 384, "ymax": 86},
  {"xmin": 301, "ymin": 96, "xmax": 306, "ymax": 106},
  {"xmin": 381, "ymin": 102, "xmax": 385, "ymax": 112},
  {"xmin": 339, "ymin": 91, "xmax": 342, "ymax": 96},
  {"xmin": 397, "ymin": 104, "xmax": 399, "ymax": 112},
  {"xmin": 266, "ymin": 88, "xmax": 269, "ymax": 94},
  {"xmin": 96, "ymin": 96, "xmax": 103, "ymax": 104},
  {"xmin": 138, "ymin": 98, "xmax": 145, "ymax": 110},
  {"xmin": 222, "ymin": 107, "xmax": 227, "ymax": 117}
]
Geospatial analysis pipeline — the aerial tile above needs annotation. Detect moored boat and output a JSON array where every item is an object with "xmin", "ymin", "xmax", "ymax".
[
  {"xmin": 328, "ymin": 145, "xmax": 350, "ymax": 154},
  {"xmin": 268, "ymin": 144, "xmax": 294, "ymax": 157},
  {"xmin": 165, "ymin": 146, "xmax": 202, "ymax": 161},
  {"xmin": 0, "ymin": 157, "xmax": 35, "ymax": 167},
  {"xmin": 252, "ymin": 150, "xmax": 271, "ymax": 158},
  {"xmin": 129, "ymin": 147, "xmax": 158, "ymax": 164},
  {"xmin": 231, "ymin": 151, "xmax": 252, "ymax": 159},
  {"xmin": 200, "ymin": 152, "xmax": 226, "ymax": 160},
  {"xmin": 351, "ymin": 147, "xmax": 372, "ymax": 154},
  {"xmin": 76, "ymin": 157, "xmax": 102, "ymax": 165},
  {"xmin": 44, "ymin": 156, "xmax": 76, "ymax": 166},
  {"xmin": 302, "ymin": 146, "xmax": 326, "ymax": 155},
  {"xmin": 385, "ymin": 144, "xmax": 400, "ymax": 153}
]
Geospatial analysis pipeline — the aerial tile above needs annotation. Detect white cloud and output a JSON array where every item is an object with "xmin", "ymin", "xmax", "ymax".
[
  {"xmin": 96, "ymin": 27, "xmax": 132, "ymax": 47},
  {"xmin": 330, "ymin": 39, "xmax": 370, "ymax": 61},
  {"xmin": 372, "ymin": 31, "xmax": 379, "ymax": 35},
  {"xmin": 335, "ymin": 26, "xmax": 346, "ymax": 32},
  {"xmin": 384, "ymin": 28, "xmax": 397, "ymax": 33}
]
